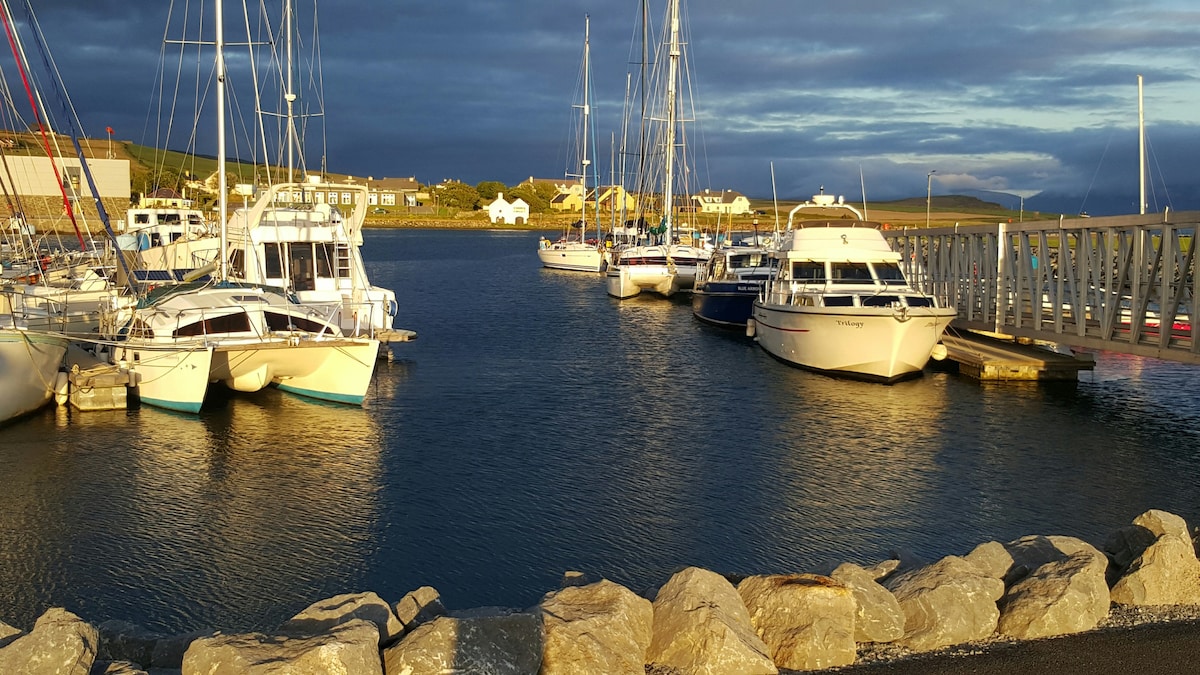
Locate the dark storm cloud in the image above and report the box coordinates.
[14,0,1200,216]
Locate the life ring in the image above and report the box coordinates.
[387,299,398,317]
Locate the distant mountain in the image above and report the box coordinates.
[880,194,1009,212]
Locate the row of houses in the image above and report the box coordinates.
[487,178,754,224]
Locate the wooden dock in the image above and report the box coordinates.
[939,331,1095,381]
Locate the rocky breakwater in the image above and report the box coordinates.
[2,508,1199,674]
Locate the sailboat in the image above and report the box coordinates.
[605,0,710,299]
[107,0,380,412]
[1,294,69,424]
[537,15,607,273]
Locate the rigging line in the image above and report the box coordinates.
[18,0,135,283]
[0,1,85,248]
[1078,130,1113,215]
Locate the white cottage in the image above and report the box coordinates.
[487,192,530,225]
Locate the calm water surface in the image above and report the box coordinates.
[2,228,1199,633]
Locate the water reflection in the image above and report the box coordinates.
[0,392,383,632]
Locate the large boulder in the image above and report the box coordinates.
[538,579,652,675]
[998,551,1110,639]
[737,573,856,671]
[829,563,905,643]
[647,566,776,675]
[964,541,1014,580]
[393,586,447,636]
[1134,509,1191,539]
[151,628,214,669]
[280,591,403,646]
[382,611,542,675]
[884,556,1004,652]
[1001,535,1107,587]
[181,618,381,675]
[0,607,98,675]
[1104,525,1158,575]
[1110,533,1200,605]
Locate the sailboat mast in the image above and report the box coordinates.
[216,0,228,280]
[285,0,297,182]
[1137,74,1145,215]
[581,15,590,234]
[662,0,681,239]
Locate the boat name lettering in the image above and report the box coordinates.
[837,320,865,328]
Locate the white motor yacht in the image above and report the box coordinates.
[751,210,956,382]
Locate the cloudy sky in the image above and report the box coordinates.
[14,0,1200,215]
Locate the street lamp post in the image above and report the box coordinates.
[926,170,936,227]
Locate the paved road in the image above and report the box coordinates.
[829,619,1200,674]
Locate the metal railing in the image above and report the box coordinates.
[884,211,1199,364]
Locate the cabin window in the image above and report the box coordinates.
[316,243,334,279]
[289,243,316,291]
[225,250,243,278]
[264,311,329,334]
[162,213,181,224]
[823,295,855,307]
[792,261,825,282]
[264,243,284,279]
[174,311,251,337]
[861,295,900,307]
[874,262,906,285]
[134,213,150,225]
[830,262,873,284]
[907,296,935,307]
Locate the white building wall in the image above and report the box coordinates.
[6,156,130,199]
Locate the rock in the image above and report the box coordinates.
[181,618,381,675]
[1133,509,1191,539]
[1104,525,1158,574]
[1110,533,1200,605]
[392,586,447,635]
[97,620,162,667]
[964,541,1014,580]
[0,619,22,649]
[737,573,856,671]
[998,551,1110,639]
[0,607,98,675]
[382,611,541,675]
[884,556,1004,652]
[861,558,901,582]
[151,629,213,669]
[560,570,597,588]
[829,562,905,643]
[1002,535,1107,587]
[280,591,403,647]
[538,579,652,675]
[647,566,776,675]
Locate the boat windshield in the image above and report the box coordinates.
[830,262,873,284]
[873,262,907,285]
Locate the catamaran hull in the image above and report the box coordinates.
[605,263,699,298]
[211,338,380,405]
[0,329,68,424]
[537,246,607,273]
[116,344,215,414]
[751,304,955,382]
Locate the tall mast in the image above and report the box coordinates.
[285,0,298,181]
[662,0,681,239]
[581,15,590,233]
[1138,74,1145,215]
[216,0,228,280]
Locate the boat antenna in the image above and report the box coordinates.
[770,160,779,235]
[859,164,869,219]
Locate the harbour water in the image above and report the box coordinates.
[2,228,1199,635]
